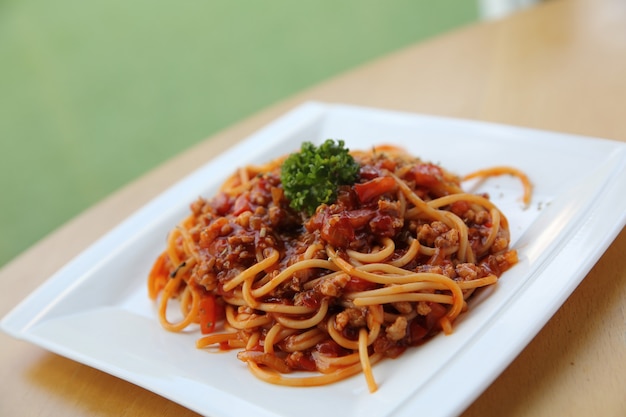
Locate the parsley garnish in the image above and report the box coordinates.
[281,139,360,215]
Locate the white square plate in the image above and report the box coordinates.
[3,102,626,417]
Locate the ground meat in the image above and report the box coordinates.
[434,228,459,249]
[475,210,490,225]
[235,211,252,228]
[227,233,255,246]
[417,301,432,316]
[378,199,401,216]
[192,257,217,290]
[238,305,254,315]
[385,316,408,341]
[416,262,456,278]
[417,221,449,246]
[335,307,367,331]
[391,301,413,314]
[316,273,350,297]
[190,197,206,216]
[491,237,509,254]
[463,209,476,223]
[455,263,479,280]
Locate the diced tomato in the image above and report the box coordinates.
[369,213,395,237]
[353,176,396,203]
[199,295,217,334]
[411,163,444,187]
[409,320,428,344]
[304,210,325,232]
[335,186,357,207]
[377,155,397,172]
[344,209,376,229]
[425,302,448,331]
[316,340,351,357]
[270,186,283,206]
[286,353,317,371]
[344,277,379,292]
[359,166,381,180]
[449,200,470,217]
[321,215,354,248]
[297,290,322,309]
[210,192,232,215]
[232,194,252,215]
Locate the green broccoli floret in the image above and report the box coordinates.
[281,139,360,215]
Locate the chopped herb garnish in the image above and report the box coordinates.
[281,139,360,215]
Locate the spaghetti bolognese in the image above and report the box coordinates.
[147,141,530,392]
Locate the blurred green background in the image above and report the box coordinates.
[0,0,479,267]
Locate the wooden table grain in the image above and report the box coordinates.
[1,0,625,415]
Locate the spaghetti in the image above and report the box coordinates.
[147,144,529,392]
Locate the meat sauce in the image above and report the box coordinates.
[182,151,516,357]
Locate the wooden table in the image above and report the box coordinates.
[2,0,625,415]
